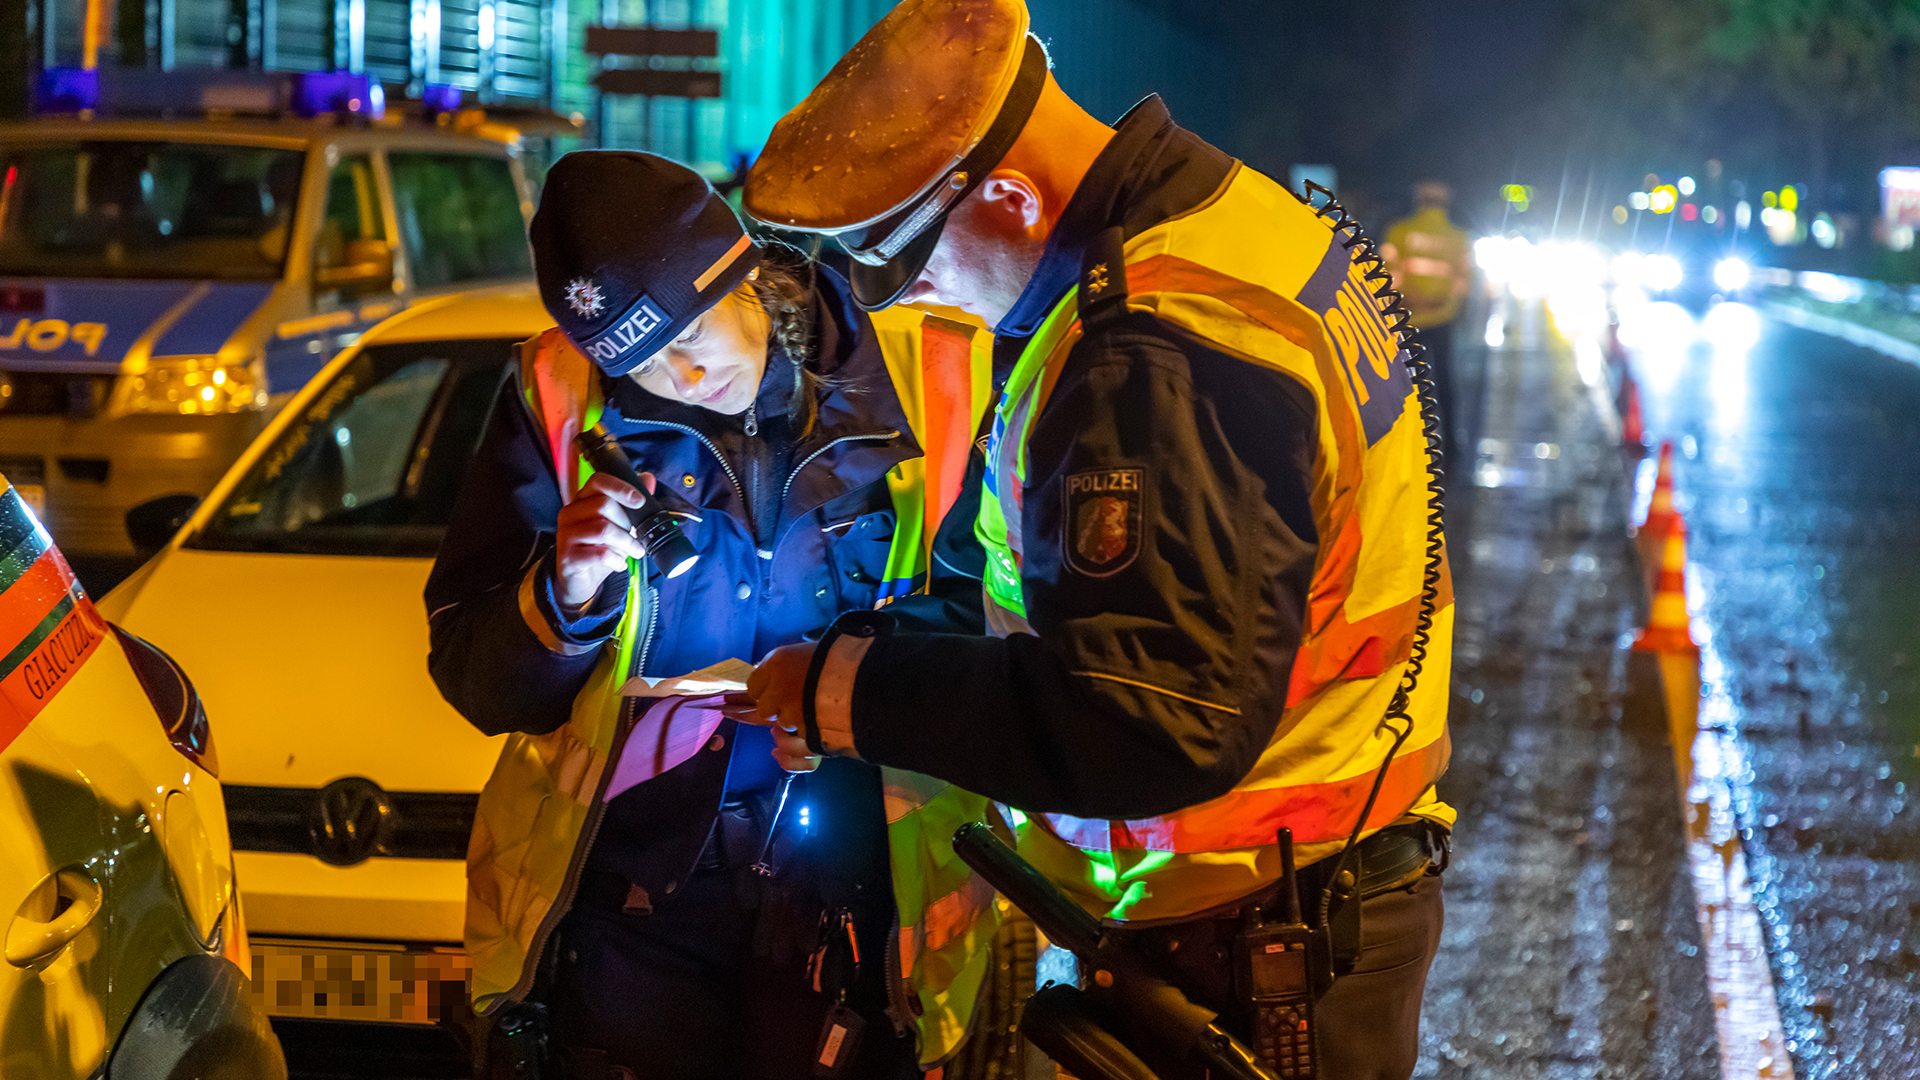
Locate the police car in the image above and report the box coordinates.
[0,66,536,564]
[0,470,283,1077]
[98,284,546,1067]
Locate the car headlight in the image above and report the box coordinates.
[1713,257,1752,292]
[114,356,268,416]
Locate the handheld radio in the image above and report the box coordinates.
[1235,829,1331,1078]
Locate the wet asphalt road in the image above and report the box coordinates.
[1414,298,1719,1079]
[1417,294,1920,1080]
[1633,309,1920,1079]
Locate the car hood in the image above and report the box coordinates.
[105,547,500,792]
[0,278,278,371]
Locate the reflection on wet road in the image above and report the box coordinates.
[1420,293,1920,1079]
[1636,315,1920,1080]
[1416,297,1718,1079]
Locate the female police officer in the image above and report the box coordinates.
[424,152,997,1080]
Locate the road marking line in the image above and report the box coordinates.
[1684,613,1795,1079]
[1763,300,1920,368]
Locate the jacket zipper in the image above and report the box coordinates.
[504,578,657,1008]
[780,429,902,506]
[882,905,914,1036]
[630,418,747,506]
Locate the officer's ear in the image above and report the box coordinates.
[973,170,1047,235]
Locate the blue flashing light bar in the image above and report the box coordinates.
[35,67,100,113]
[421,83,462,115]
[291,72,386,120]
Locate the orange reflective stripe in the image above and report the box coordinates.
[525,330,597,496]
[915,318,976,542]
[0,549,80,651]
[1041,732,1450,853]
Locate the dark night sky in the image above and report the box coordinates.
[1030,0,1587,226]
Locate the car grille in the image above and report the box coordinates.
[0,372,115,418]
[224,783,477,863]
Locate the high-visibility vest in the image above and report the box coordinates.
[465,307,1001,1068]
[1385,207,1469,329]
[976,163,1457,923]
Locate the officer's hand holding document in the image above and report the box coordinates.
[604,658,752,799]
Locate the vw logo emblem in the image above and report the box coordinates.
[309,776,393,866]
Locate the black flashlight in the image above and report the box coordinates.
[575,423,700,580]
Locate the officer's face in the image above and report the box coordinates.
[630,287,771,415]
[902,174,1047,330]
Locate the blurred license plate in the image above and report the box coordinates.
[249,938,473,1023]
[16,485,43,516]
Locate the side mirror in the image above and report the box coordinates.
[314,238,394,291]
[126,494,201,556]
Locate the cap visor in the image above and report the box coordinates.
[848,216,947,311]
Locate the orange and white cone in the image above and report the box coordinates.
[1635,511,1701,773]
[1620,373,1645,448]
[1635,511,1698,656]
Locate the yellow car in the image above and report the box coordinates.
[99,285,549,1069]
[0,471,283,1077]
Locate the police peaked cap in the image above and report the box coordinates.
[530,151,761,376]
[743,0,1048,310]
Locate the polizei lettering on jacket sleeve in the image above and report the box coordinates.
[583,296,668,364]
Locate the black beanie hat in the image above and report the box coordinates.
[530,151,761,376]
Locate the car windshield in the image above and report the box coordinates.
[191,338,513,557]
[0,140,306,279]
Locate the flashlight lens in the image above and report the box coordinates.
[665,552,700,578]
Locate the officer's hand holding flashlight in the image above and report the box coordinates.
[554,471,654,609]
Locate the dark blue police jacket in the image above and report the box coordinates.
[424,266,984,907]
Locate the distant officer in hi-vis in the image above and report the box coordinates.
[735,2,1458,1078]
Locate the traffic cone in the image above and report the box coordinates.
[1635,511,1698,656]
[1634,441,1676,593]
[1620,373,1645,448]
[1633,510,1703,781]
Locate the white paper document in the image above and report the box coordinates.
[619,657,753,698]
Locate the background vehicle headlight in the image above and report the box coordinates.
[1642,255,1685,293]
[115,357,268,416]
[1713,257,1752,292]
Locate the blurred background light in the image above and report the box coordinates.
[1713,257,1751,292]
[1678,175,1697,196]
[1643,254,1684,292]
[1702,301,1762,352]
[1612,250,1645,288]
[1811,213,1837,249]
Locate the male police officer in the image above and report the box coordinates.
[742,2,1456,1077]
[1384,181,1471,460]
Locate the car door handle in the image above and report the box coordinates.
[6,866,103,967]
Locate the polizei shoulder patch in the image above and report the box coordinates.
[1064,467,1144,577]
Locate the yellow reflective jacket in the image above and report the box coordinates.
[465,307,1001,1067]
[976,162,1455,921]
[1384,207,1469,329]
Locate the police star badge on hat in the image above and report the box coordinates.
[743,0,1048,310]
[530,151,761,376]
